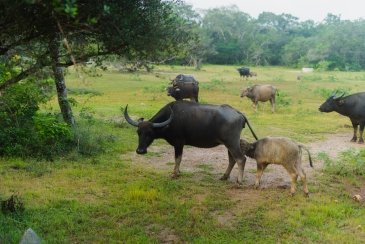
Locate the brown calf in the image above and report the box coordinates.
[240,137,313,196]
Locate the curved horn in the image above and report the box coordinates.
[123,105,139,127]
[152,107,173,128]
[334,92,345,99]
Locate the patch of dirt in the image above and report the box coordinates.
[122,133,363,188]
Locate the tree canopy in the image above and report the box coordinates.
[0,0,194,125]
[179,4,365,71]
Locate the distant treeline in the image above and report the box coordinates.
[174,4,365,71]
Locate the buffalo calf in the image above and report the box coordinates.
[240,137,313,196]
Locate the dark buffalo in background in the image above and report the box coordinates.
[124,100,258,184]
[171,74,198,86]
[167,82,199,102]
[237,67,256,79]
[167,74,199,102]
[319,91,365,143]
[240,84,277,113]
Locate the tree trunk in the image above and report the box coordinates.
[49,37,75,127]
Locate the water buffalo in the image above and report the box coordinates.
[319,91,365,144]
[237,67,251,79]
[167,82,199,102]
[240,84,277,113]
[240,137,313,196]
[237,67,257,79]
[124,101,258,184]
[171,74,198,86]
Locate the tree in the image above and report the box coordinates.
[202,6,254,64]
[0,0,193,126]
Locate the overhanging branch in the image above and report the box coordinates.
[0,61,45,91]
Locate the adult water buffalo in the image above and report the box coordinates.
[319,91,365,144]
[240,84,277,112]
[167,82,199,102]
[171,74,198,86]
[237,67,257,79]
[124,101,258,184]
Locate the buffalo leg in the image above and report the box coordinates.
[228,146,246,185]
[350,120,358,142]
[270,98,275,113]
[171,146,183,178]
[283,164,298,196]
[253,101,258,112]
[255,163,268,188]
[359,123,364,144]
[221,151,236,180]
[295,160,309,197]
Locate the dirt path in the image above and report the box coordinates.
[122,133,364,188]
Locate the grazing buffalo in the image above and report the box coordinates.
[240,137,313,196]
[240,84,277,112]
[167,82,199,102]
[124,101,258,184]
[319,91,365,144]
[237,67,257,79]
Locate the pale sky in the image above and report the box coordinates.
[185,0,365,22]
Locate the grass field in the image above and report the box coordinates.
[1,65,365,243]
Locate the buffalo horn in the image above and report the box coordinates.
[152,108,173,128]
[123,105,139,127]
[334,92,345,99]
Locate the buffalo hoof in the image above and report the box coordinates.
[358,140,364,144]
[290,192,296,197]
[254,184,260,190]
[236,179,243,186]
[304,192,310,198]
[220,174,229,181]
[351,138,357,142]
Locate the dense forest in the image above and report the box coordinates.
[176,4,365,71]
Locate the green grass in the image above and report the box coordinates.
[1,65,365,242]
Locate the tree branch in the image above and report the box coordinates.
[0,60,45,91]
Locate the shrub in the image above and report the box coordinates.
[73,107,117,156]
[276,90,292,107]
[323,149,365,176]
[0,80,73,158]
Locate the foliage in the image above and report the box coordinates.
[180,6,365,70]
[0,0,195,125]
[74,107,118,156]
[275,90,292,107]
[323,149,365,176]
[0,81,73,158]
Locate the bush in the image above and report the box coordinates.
[73,107,118,156]
[276,90,292,107]
[323,149,365,176]
[0,81,74,159]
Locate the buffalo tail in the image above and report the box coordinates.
[242,115,258,140]
[299,145,313,167]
